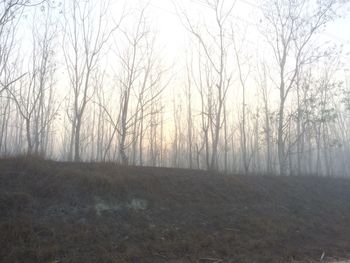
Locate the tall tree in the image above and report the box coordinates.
[177,0,234,170]
[7,4,58,156]
[260,0,343,175]
[63,0,120,161]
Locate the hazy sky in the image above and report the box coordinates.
[128,0,350,103]
[19,0,350,77]
[17,0,350,124]
[134,0,350,63]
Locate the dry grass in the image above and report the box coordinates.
[1,157,350,262]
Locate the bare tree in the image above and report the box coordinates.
[260,0,343,175]
[177,0,234,171]
[100,7,166,165]
[63,0,120,161]
[233,33,251,174]
[7,5,58,156]
[256,62,273,174]
[116,9,148,165]
[185,57,194,169]
[0,1,33,150]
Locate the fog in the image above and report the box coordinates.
[1,0,350,176]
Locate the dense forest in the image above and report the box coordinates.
[1,0,350,176]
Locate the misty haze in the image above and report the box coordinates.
[1,0,350,262]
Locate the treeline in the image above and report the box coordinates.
[0,0,350,176]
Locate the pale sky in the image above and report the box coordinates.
[19,0,350,75]
[138,0,350,61]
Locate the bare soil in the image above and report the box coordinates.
[1,157,350,263]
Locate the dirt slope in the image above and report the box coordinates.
[1,157,350,263]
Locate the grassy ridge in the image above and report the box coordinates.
[1,157,350,262]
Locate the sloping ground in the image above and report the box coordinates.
[1,157,350,263]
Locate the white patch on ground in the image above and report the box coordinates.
[127,198,148,210]
[94,197,147,215]
[94,197,121,216]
